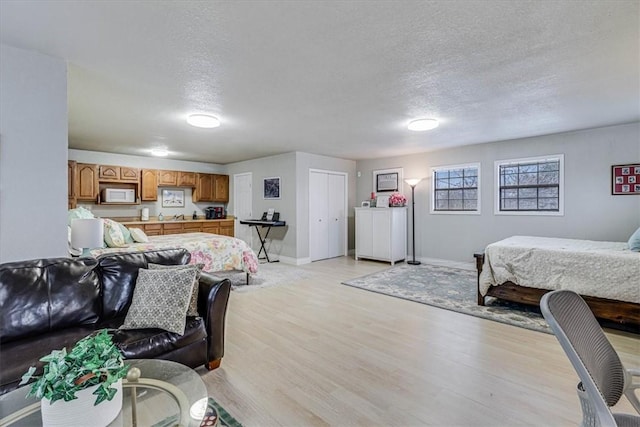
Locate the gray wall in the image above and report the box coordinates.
[356,122,640,263]
[69,149,226,219]
[295,152,356,259]
[0,44,68,262]
[227,152,298,259]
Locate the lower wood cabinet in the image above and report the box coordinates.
[123,220,234,237]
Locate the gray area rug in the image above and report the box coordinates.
[342,263,551,334]
[212,262,310,292]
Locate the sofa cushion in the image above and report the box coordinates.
[0,326,96,394]
[97,248,191,319]
[0,258,100,344]
[120,268,196,335]
[108,317,207,359]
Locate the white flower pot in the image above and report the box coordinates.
[40,379,122,427]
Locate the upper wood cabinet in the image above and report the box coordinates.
[76,163,99,201]
[177,172,196,187]
[158,170,178,186]
[141,169,158,201]
[193,173,214,202]
[213,174,229,202]
[68,161,77,199]
[99,165,140,182]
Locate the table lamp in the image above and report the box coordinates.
[71,218,104,257]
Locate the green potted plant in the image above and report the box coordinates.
[20,329,129,427]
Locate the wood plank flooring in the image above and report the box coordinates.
[197,257,640,426]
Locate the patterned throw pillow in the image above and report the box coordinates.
[120,268,197,335]
[148,263,204,316]
[129,228,149,243]
[102,218,127,248]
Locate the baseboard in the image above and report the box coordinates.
[278,256,312,266]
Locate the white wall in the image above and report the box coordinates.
[69,149,226,219]
[0,44,68,262]
[227,152,298,259]
[356,123,640,263]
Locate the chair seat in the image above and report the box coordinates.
[613,413,640,427]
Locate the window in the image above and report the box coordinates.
[494,154,564,215]
[431,163,480,214]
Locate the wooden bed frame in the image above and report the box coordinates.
[474,253,640,333]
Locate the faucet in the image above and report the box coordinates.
[173,214,185,221]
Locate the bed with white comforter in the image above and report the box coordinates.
[479,236,640,304]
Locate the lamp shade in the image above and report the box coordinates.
[71,219,104,249]
[404,178,422,187]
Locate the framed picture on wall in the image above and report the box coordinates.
[263,177,281,199]
[612,163,640,195]
[373,167,403,193]
[161,189,185,207]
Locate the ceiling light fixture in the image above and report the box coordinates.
[408,118,439,131]
[187,114,220,129]
[150,148,169,157]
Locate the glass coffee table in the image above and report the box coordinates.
[0,359,217,427]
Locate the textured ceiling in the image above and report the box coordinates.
[1,1,638,164]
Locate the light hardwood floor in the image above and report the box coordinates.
[198,257,640,426]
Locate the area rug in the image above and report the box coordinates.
[212,262,310,292]
[153,397,242,427]
[342,263,551,333]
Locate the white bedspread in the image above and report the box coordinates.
[479,236,640,303]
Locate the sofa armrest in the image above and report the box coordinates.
[197,272,231,370]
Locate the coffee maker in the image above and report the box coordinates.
[205,207,225,219]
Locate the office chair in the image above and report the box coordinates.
[541,290,640,427]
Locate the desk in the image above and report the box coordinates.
[239,219,286,263]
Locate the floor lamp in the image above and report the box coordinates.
[404,178,422,265]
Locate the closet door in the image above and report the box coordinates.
[327,173,346,258]
[309,171,329,261]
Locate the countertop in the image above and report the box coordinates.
[114,216,234,225]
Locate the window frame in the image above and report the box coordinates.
[430,162,481,215]
[494,154,564,216]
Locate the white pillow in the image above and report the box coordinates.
[129,228,149,243]
[102,218,127,248]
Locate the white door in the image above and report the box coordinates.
[233,173,253,246]
[309,170,347,262]
[327,173,346,258]
[309,171,329,261]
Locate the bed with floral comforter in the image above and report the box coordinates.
[90,232,259,274]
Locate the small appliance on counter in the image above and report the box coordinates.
[141,207,149,221]
[205,207,225,219]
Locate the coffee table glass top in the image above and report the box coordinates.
[0,359,210,427]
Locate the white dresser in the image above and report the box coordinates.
[354,207,407,265]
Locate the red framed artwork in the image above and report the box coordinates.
[611,163,640,195]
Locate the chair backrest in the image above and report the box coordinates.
[541,290,625,425]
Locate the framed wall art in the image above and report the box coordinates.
[263,176,281,199]
[161,189,185,207]
[612,163,640,195]
[373,167,403,193]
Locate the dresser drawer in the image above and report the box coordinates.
[163,223,183,231]
[183,222,203,231]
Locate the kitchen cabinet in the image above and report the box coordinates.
[141,169,158,201]
[177,172,196,187]
[193,173,214,202]
[120,219,234,236]
[68,161,77,209]
[162,222,183,235]
[213,175,229,202]
[99,165,139,182]
[158,170,178,186]
[355,207,407,265]
[142,223,162,236]
[218,220,234,236]
[75,163,99,201]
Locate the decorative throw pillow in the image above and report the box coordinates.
[628,227,640,252]
[117,222,134,244]
[68,206,94,225]
[102,218,127,247]
[129,227,149,243]
[148,263,204,316]
[120,268,197,335]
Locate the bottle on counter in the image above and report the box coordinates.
[193,211,197,220]
[158,212,164,221]
[370,192,377,207]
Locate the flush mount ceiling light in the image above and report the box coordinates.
[150,148,169,157]
[187,114,220,129]
[408,118,439,131]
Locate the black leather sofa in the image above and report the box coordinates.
[0,248,231,394]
